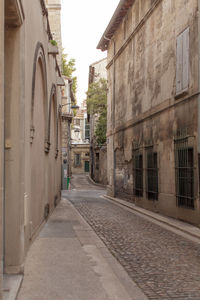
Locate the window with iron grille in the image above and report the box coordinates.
[175,138,194,208]
[146,149,158,200]
[133,152,143,197]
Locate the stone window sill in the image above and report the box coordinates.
[175,89,188,100]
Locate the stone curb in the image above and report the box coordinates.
[3,274,23,300]
[86,175,107,188]
[104,195,200,241]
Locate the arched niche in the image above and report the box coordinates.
[48,84,59,158]
[30,42,49,152]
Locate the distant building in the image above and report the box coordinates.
[71,101,90,174]
[88,58,108,185]
[61,77,75,182]
[98,0,200,225]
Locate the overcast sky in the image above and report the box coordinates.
[61,0,119,104]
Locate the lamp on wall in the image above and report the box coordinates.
[58,103,79,116]
[59,103,80,110]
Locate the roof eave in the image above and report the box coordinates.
[97,0,134,51]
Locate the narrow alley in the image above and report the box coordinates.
[17,175,146,300]
[17,175,200,300]
[3,1,200,300]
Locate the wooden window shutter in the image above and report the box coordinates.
[176,27,189,95]
[182,27,189,91]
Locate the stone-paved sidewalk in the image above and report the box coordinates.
[17,195,146,300]
[66,189,200,300]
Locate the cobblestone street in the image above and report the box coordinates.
[65,175,200,300]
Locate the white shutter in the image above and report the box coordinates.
[176,33,183,94]
[182,27,189,91]
[176,27,189,95]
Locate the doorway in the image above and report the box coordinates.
[84,161,89,172]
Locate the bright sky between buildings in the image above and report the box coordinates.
[61,0,119,104]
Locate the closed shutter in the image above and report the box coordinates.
[176,27,189,95]
[182,27,189,91]
[176,33,183,94]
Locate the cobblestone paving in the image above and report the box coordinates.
[66,190,200,300]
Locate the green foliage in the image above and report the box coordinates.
[62,50,77,98]
[87,78,107,115]
[87,78,107,145]
[95,109,107,145]
[50,40,57,46]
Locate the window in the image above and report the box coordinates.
[74,119,80,126]
[75,153,81,167]
[175,138,194,208]
[133,152,143,197]
[85,119,90,140]
[146,149,158,200]
[176,27,189,95]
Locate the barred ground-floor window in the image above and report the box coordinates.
[133,151,143,197]
[175,137,194,209]
[146,148,158,200]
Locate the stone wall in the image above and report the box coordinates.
[106,0,200,225]
[92,146,107,186]
[45,0,62,68]
[3,0,62,275]
[88,58,108,186]
[71,144,90,175]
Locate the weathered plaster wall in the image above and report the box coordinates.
[92,146,107,185]
[107,0,200,224]
[111,0,198,130]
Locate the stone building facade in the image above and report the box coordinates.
[45,0,62,68]
[88,58,108,185]
[0,0,63,296]
[71,144,90,174]
[61,76,74,181]
[71,101,90,175]
[98,0,200,225]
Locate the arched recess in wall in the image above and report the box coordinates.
[48,84,59,159]
[30,42,49,152]
[30,42,48,236]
